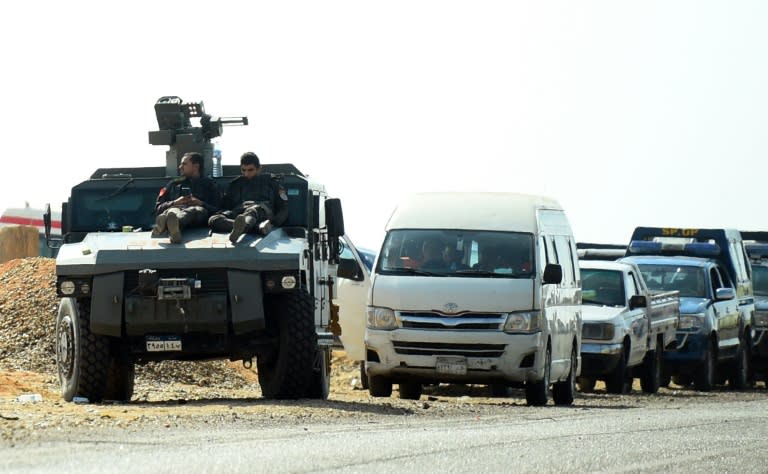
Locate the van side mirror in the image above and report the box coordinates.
[337,257,363,282]
[325,198,345,238]
[629,294,647,310]
[715,287,735,301]
[542,263,562,284]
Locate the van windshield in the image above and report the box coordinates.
[377,229,535,278]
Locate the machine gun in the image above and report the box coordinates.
[148,96,248,177]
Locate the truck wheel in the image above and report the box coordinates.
[553,349,577,405]
[368,375,392,397]
[525,346,551,406]
[103,357,135,402]
[306,347,331,399]
[257,292,316,399]
[55,298,110,403]
[360,361,369,390]
[728,338,749,390]
[606,345,630,394]
[398,381,422,400]
[640,344,663,394]
[693,339,715,392]
[577,377,596,393]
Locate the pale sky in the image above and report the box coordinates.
[2,1,767,251]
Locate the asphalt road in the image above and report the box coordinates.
[3,396,767,473]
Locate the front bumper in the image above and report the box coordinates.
[580,342,623,376]
[365,329,545,384]
[664,332,708,370]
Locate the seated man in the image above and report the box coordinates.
[208,152,288,243]
[153,152,221,244]
[420,239,447,271]
[442,245,468,270]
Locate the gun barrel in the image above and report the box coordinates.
[218,116,249,126]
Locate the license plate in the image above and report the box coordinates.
[436,356,467,375]
[146,336,182,352]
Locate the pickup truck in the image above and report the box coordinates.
[578,260,679,394]
[742,231,768,384]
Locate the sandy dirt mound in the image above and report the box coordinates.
[0,257,363,398]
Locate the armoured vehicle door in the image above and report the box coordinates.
[335,235,372,361]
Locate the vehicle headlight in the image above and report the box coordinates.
[754,311,768,328]
[582,322,615,340]
[366,306,398,330]
[679,313,705,330]
[503,311,541,333]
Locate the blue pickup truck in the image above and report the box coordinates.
[621,227,754,391]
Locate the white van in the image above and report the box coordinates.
[365,192,582,406]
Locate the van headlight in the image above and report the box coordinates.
[367,306,398,330]
[679,313,705,330]
[503,311,541,333]
[754,311,768,328]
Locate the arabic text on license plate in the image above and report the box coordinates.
[436,356,467,375]
[146,339,182,352]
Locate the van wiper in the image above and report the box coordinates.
[453,269,508,278]
[385,267,440,276]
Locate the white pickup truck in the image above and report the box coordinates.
[578,260,679,394]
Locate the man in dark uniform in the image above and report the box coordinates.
[208,152,288,243]
[153,152,221,244]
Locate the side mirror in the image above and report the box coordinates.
[542,263,562,285]
[325,198,345,238]
[337,257,363,282]
[629,294,647,310]
[715,287,736,301]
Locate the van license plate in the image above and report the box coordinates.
[146,336,182,352]
[436,356,467,375]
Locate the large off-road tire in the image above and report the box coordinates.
[693,339,715,392]
[640,340,663,394]
[368,375,392,397]
[360,361,369,390]
[553,348,577,405]
[55,298,110,403]
[728,337,750,390]
[398,381,422,400]
[606,344,631,394]
[103,357,135,402]
[306,347,331,399]
[257,292,317,399]
[525,346,551,406]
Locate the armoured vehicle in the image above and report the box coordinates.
[45,96,354,402]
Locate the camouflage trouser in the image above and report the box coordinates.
[208,202,273,233]
[163,206,209,229]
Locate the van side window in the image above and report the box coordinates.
[539,236,549,272]
[566,238,578,283]
[553,236,572,286]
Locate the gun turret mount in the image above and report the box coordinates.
[148,96,248,177]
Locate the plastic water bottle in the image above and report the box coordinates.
[16,393,43,403]
[212,145,223,177]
